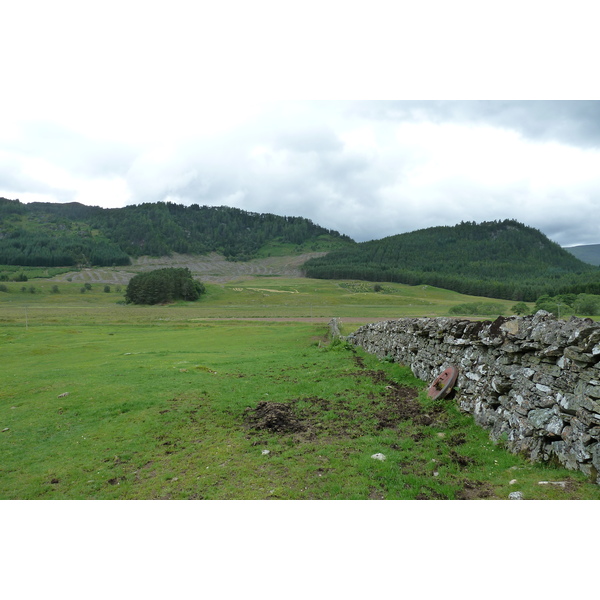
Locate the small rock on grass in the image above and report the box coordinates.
[509,491,524,500]
[371,453,386,461]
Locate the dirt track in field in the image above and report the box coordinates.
[49,252,328,284]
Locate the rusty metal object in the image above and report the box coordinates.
[427,366,459,400]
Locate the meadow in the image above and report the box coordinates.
[2,276,599,499]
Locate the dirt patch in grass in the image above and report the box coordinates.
[352,356,444,430]
[415,486,448,500]
[244,357,441,442]
[455,479,495,500]
[448,433,467,446]
[243,401,307,434]
[448,449,476,468]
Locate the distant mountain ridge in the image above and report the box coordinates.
[564,244,600,266]
[0,197,353,267]
[304,219,600,301]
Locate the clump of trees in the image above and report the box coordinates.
[511,302,529,315]
[125,268,205,305]
[448,302,505,316]
[534,293,600,317]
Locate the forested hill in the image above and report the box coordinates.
[303,219,600,301]
[0,198,354,267]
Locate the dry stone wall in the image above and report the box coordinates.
[347,311,600,483]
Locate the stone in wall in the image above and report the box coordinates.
[347,310,600,484]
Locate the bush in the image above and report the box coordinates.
[51,285,60,294]
[0,283,8,292]
[448,302,505,316]
[104,285,111,293]
[84,283,92,290]
[125,268,205,305]
[511,302,529,315]
[573,294,600,316]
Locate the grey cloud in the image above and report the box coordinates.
[356,101,600,149]
[273,127,344,154]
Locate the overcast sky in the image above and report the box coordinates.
[2,2,600,247]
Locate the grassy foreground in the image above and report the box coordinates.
[1,276,599,499]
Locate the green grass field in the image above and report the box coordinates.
[1,276,599,499]
[0,276,524,325]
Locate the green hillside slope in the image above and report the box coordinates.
[0,198,354,267]
[304,219,600,301]
[564,244,600,266]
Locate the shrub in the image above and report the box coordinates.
[51,285,60,294]
[573,294,600,316]
[0,283,8,292]
[104,285,111,293]
[534,294,577,318]
[511,302,529,315]
[449,302,505,316]
[84,283,92,290]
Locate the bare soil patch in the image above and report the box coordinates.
[243,401,306,434]
[243,357,433,442]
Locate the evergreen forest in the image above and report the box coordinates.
[0,198,353,267]
[303,219,600,301]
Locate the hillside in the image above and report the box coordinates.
[565,244,600,266]
[0,197,354,267]
[303,219,600,301]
